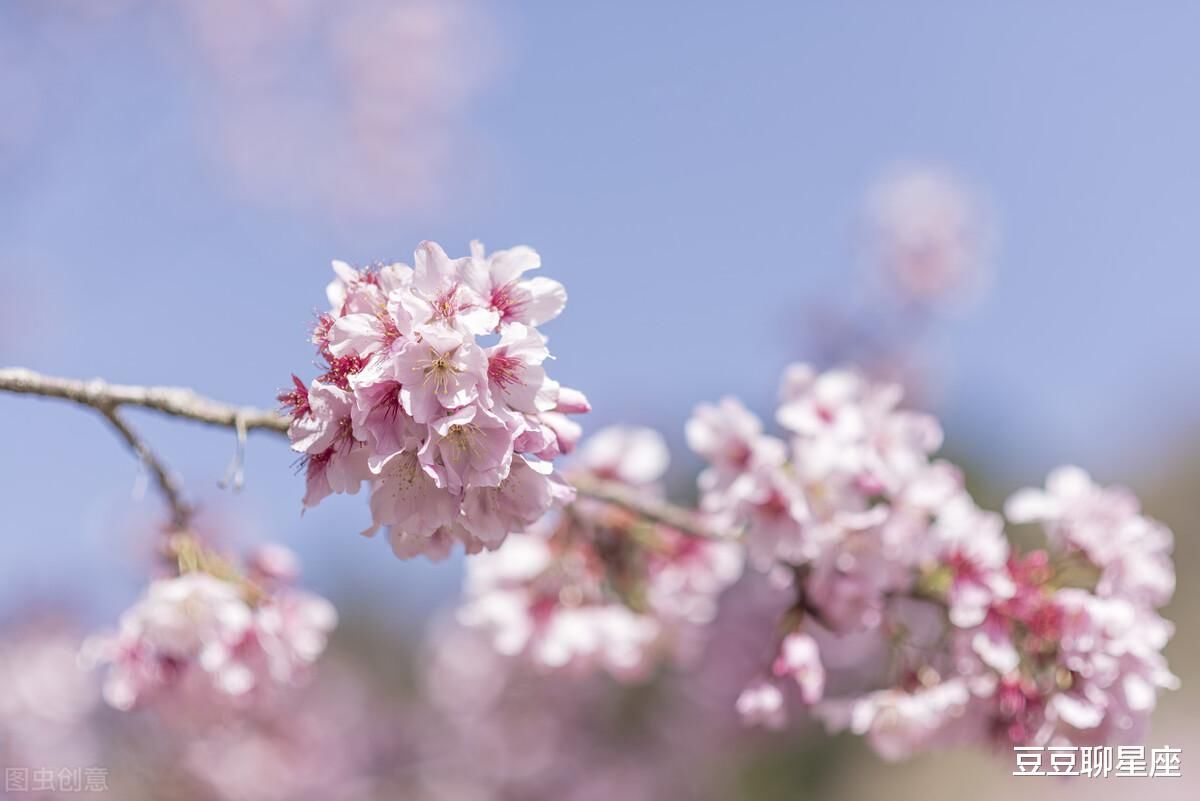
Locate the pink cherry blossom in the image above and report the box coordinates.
[420,404,517,492]
[1006,466,1174,607]
[410,240,499,335]
[864,166,988,310]
[838,679,972,761]
[467,240,568,328]
[772,631,826,704]
[486,322,555,413]
[394,325,489,424]
[285,241,587,560]
[1,623,100,768]
[576,424,670,486]
[687,364,1176,752]
[735,679,787,729]
[922,494,1014,628]
[458,426,742,678]
[82,543,336,717]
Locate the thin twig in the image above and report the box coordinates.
[96,406,192,528]
[0,367,729,540]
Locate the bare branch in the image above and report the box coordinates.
[0,367,289,435]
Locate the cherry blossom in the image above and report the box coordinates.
[685,363,1176,750]
[864,166,988,310]
[83,542,336,717]
[1,623,101,769]
[1006,466,1175,607]
[285,241,588,560]
[735,679,787,730]
[458,426,743,678]
[772,631,826,704]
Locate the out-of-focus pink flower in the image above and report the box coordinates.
[836,679,972,761]
[692,363,937,578]
[1047,589,1178,744]
[687,398,784,516]
[576,425,670,486]
[736,679,787,729]
[864,166,989,310]
[922,495,1014,628]
[83,544,336,716]
[1006,466,1175,607]
[184,0,503,219]
[456,524,663,680]
[8,1,501,219]
[689,364,1177,754]
[458,426,742,680]
[772,632,825,704]
[0,624,100,768]
[182,660,371,801]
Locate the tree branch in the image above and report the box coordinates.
[569,474,732,541]
[0,367,732,541]
[0,367,290,435]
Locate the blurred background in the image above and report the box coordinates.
[1,2,1198,799]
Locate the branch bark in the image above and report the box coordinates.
[0,368,199,527]
[0,367,290,435]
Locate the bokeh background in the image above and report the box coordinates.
[2,2,1198,799]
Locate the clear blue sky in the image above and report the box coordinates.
[2,1,1198,619]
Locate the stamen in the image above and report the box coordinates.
[421,347,461,395]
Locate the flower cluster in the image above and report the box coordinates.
[458,426,743,679]
[83,542,336,716]
[689,364,1177,755]
[282,241,587,560]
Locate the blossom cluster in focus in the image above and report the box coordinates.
[283,241,588,560]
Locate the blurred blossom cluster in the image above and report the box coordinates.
[686,364,1176,757]
[0,622,100,770]
[864,167,990,311]
[283,241,588,560]
[805,166,991,400]
[178,660,375,801]
[177,0,499,217]
[4,0,497,217]
[82,541,336,718]
[458,426,743,679]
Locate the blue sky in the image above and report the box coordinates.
[2,1,1198,619]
